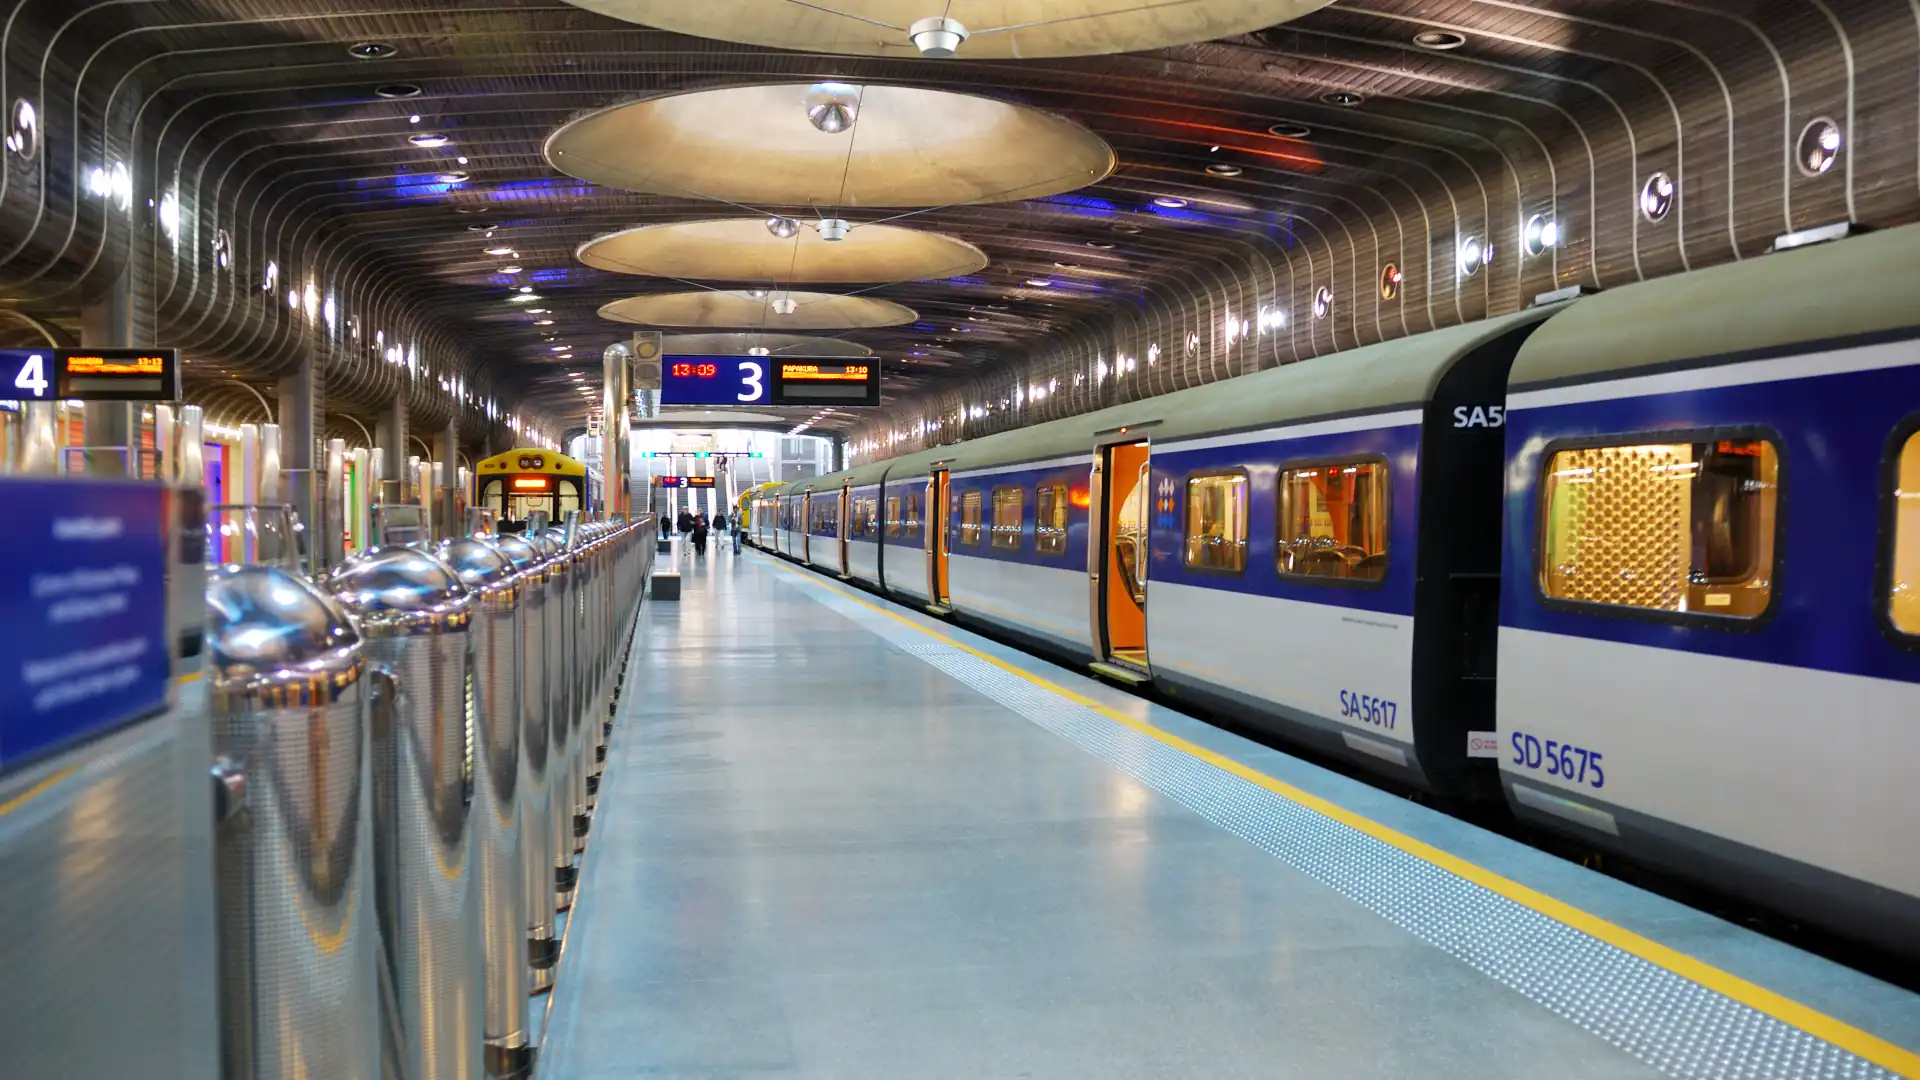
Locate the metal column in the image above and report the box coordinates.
[602,342,632,522]
[79,270,137,477]
[277,349,319,568]
[377,394,409,504]
[437,419,459,540]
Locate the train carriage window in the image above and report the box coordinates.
[1036,483,1069,556]
[991,486,1025,551]
[885,496,901,539]
[959,490,983,546]
[1892,430,1920,635]
[1278,461,1388,582]
[1540,437,1779,618]
[1185,473,1248,572]
[903,487,924,544]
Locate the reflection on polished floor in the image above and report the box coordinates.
[540,548,1920,1080]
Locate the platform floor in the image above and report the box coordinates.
[542,546,1920,1080]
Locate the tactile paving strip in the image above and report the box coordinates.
[790,578,1901,1080]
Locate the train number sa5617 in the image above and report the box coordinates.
[1339,691,1398,729]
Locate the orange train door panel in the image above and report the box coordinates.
[1101,441,1151,669]
[930,470,951,606]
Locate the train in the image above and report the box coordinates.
[475,447,599,532]
[749,221,1920,961]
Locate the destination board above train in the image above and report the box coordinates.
[659,355,881,408]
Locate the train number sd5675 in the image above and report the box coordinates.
[1509,731,1605,789]
[1339,691,1398,730]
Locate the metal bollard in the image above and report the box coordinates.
[545,526,590,858]
[206,565,381,1080]
[327,547,483,1080]
[524,531,576,910]
[487,534,558,996]
[436,537,532,1079]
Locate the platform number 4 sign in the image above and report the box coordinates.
[10,352,50,399]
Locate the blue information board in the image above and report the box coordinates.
[0,478,172,774]
[661,356,772,405]
[660,355,882,407]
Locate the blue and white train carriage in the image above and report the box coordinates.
[1496,223,1920,954]
[757,221,1920,957]
[769,304,1563,801]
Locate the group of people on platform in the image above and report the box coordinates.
[673,508,741,556]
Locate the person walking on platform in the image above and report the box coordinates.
[677,509,695,535]
[692,513,709,557]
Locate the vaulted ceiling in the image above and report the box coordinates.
[0,0,1914,451]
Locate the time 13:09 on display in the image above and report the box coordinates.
[670,362,719,378]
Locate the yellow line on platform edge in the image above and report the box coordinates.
[762,553,1920,1077]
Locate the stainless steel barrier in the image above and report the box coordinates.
[523,530,576,911]
[327,547,483,1080]
[486,533,558,997]
[435,537,531,1079]
[206,565,382,1080]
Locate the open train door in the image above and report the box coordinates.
[927,468,951,613]
[837,484,851,577]
[801,489,812,564]
[1089,438,1152,683]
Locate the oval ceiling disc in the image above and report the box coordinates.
[558,1,1334,59]
[662,333,874,357]
[599,290,917,330]
[547,82,1113,209]
[579,219,988,284]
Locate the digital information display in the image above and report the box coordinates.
[659,355,881,408]
[0,478,171,775]
[655,476,716,489]
[0,348,181,403]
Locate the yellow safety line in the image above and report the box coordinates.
[0,767,78,818]
[763,554,1920,1077]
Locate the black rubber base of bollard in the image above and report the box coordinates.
[603,719,612,737]
[596,744,607,763]
[586,774,599,796]
[574,812,590,838]
[486,1042,536,1080]
[528,935,560,970]
[554,865,578,891]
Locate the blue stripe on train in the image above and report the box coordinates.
[938,422,1422,618]
[1501,358,1920,686]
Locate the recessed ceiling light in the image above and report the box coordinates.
[500,265,522,274]
[1086,239,1115,250]
[526,308,549,314]
[1268,121,1311,139]
[1413,29,1467,50]
[1025,279,1053,287]
[1153,196,1189,209]
[510,294,538,303]
[437,171,469,183]
[1112,223,1142,234]
[468,225,494,234]
[1053,261,1081,270]
[456,156,469,165]
[1206,163,1243,178]
[375,83,422,99]
[551,345,568,352]
[348,42,396,60]
[518,286,534,294]
[409,133,449,148]
[1321,91,1364,108]
[484,245,513,256]
[408,114,421,124]
[535,319,554,326]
